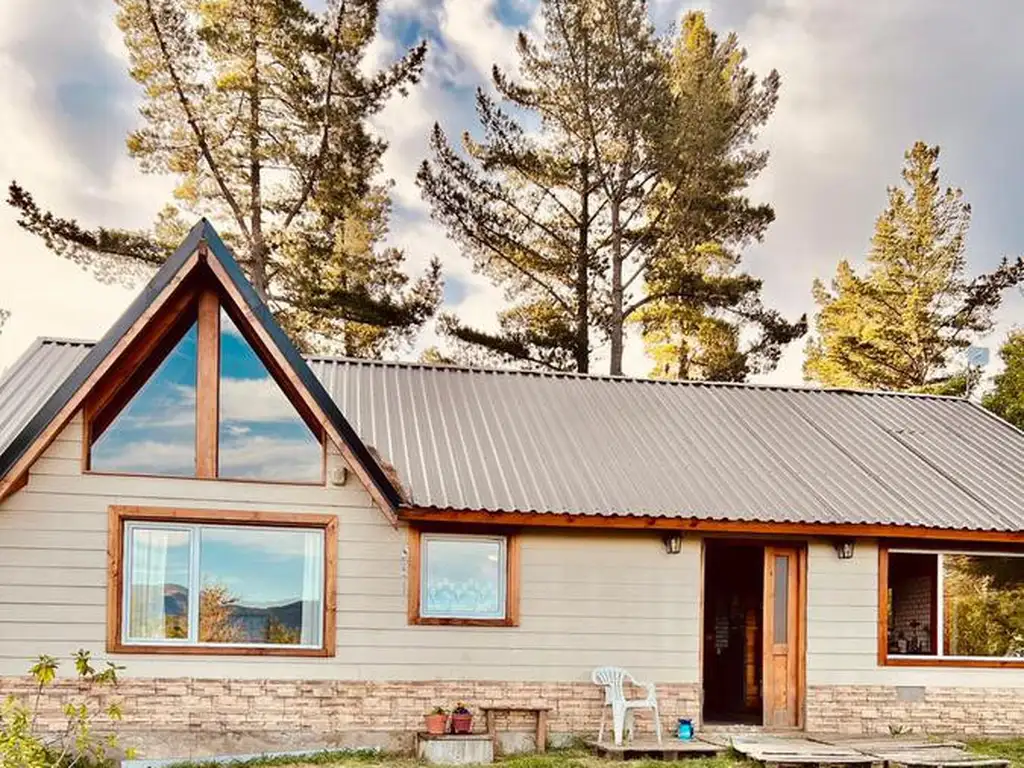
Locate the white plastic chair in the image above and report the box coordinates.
[591,666,662,746]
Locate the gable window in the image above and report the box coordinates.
[90,321,199,476]
[86,291,324,483]
[109,506,336,656]
[219,311,322,482]
[880,547,1024,667]
[408,529,520,626]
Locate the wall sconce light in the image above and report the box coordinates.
[663,533,684,555]
[833,539,855,560]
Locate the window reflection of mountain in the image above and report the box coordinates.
[135,582,308,644]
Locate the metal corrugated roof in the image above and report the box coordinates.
[0,338,92,458]
[4,341,1024,531]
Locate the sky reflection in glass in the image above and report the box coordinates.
[91,323,198,475]
[218,311,322,482]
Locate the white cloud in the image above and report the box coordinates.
[4,0,1024,390]
[220,377,306,424]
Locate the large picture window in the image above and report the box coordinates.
[881,547,1024,666]
[109,506,336,656]
[408,529,519,626]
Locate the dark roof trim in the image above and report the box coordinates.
[200,222,402,509]
[0,219,402,511]
[0,221,205,481]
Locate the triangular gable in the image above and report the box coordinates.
[0,220,402,521]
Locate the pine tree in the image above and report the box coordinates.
[8,0,437,356]
[804,142,1024,390]
[417,0,605,372]
[982,331,1024,430]
[633,12,802,381]
[420,2,799,377]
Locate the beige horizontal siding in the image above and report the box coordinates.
[806,539,1024,687]
[0,413,700,683]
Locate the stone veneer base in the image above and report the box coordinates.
[0,677,700,760]
[806,684,1024,736]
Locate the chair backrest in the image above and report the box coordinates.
[591,666,630,704]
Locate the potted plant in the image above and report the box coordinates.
[450,702,473,734]
[424,706,447,735]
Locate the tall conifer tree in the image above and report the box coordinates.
[8,0,439,356]
[805,142,1024,389]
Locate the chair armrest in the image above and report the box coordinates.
[642,681,657,703]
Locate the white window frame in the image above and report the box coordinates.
[887,547,1024,662]
[122,521,325,650]
[419,533,508,620]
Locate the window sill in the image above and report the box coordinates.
[108,642,333,657]
[84,469,326,487]
[882,656,1024,669]
[411,617,518,628]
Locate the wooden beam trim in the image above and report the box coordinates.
[195,289,220,478]
[107,505,337,657]
[203,254,395,523]
[399,507,1024,544]
[0,250,202,503]
[877,546,889,666]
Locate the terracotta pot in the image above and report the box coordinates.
[424,713,447,735]
[451,712,473,734]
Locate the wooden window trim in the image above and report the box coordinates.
[107,505,337,657]
[878,543,1024,669]
[84,281,326,485]
[407,526,520,627]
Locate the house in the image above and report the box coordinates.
[2,220,1024,758]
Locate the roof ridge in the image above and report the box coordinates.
[40,336,970,400]
[304,350,970,400]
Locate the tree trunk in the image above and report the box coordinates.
[609,196,624,376]
[575,158,590,373]
[247,8,268,301]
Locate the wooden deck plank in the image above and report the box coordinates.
[587,737,724,760]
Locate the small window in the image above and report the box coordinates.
[410,531,518,626]
[219,311,322,482]
[90,322,198,476]
[113,508,335,656]
[882,548,1024,666]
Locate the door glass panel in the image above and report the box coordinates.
[773,555,789,643]
[91,323,198,475]
[218,310,322,482]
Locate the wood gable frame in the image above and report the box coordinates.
[0,220,401,522]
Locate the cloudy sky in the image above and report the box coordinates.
[2,0,1024,386]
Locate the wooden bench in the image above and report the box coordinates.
[479,705,551,753]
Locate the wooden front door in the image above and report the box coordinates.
[762,546,802,728]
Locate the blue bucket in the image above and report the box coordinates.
[677,718,694,741]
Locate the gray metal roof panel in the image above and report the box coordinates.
[5,346,1024,532]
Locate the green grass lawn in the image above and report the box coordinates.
[969,739,1024,767]
[170,741,1024,768]
[171,749,747,768]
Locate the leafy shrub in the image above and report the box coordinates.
[0,650,132,768]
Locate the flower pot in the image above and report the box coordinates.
[424,713,447,735]
[450,712,473,734]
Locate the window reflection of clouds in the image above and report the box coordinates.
[91,324,198,476]
[218,311,321,482]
